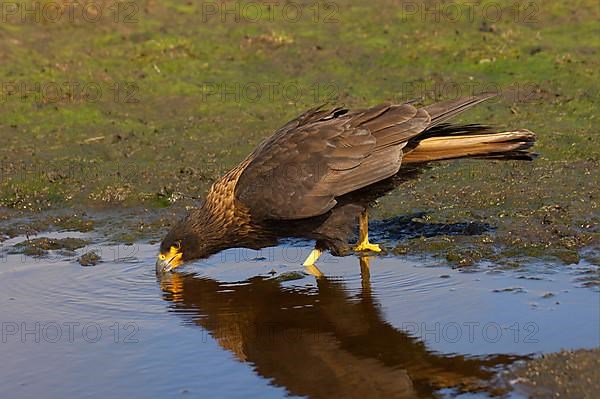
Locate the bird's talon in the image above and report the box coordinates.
[353,242,381,253]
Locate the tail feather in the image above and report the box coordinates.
[402,129,536,164]
[423,92,497,127]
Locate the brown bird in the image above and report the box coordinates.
[156,93,536,272]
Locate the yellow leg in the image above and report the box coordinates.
[359,256,373,296]
[303,248,322,266]
[304,264,324,278]
[303,248,324,277]
[353,210,381,253]
[359,256,371,280]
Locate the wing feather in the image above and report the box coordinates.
[234,95,494,220]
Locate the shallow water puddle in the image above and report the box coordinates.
[0,236,598,398]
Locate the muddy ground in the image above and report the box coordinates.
[506,348,600,398]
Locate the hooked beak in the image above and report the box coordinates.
[156,257,173,273]
[156,249,183,273]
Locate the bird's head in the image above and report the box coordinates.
[155,210,226,273]
[156,236,184,273]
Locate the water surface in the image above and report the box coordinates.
[1,234,598,398]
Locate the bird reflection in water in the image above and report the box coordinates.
[158,258,525,398]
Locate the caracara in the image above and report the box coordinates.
[156,93,535,272]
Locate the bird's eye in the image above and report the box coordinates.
[173,241,181,250]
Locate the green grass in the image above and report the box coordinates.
[0,0,598,260]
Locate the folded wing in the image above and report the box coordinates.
[235,94,495,220]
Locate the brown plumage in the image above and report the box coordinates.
[157,93,536,271]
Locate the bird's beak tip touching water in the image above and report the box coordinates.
[155,257,171,273]
[156,246,184,273]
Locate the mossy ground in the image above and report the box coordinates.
[1,0,598,265]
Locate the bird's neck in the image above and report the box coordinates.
[200,178,255,241]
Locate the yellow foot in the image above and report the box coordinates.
[353,241,381,253]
